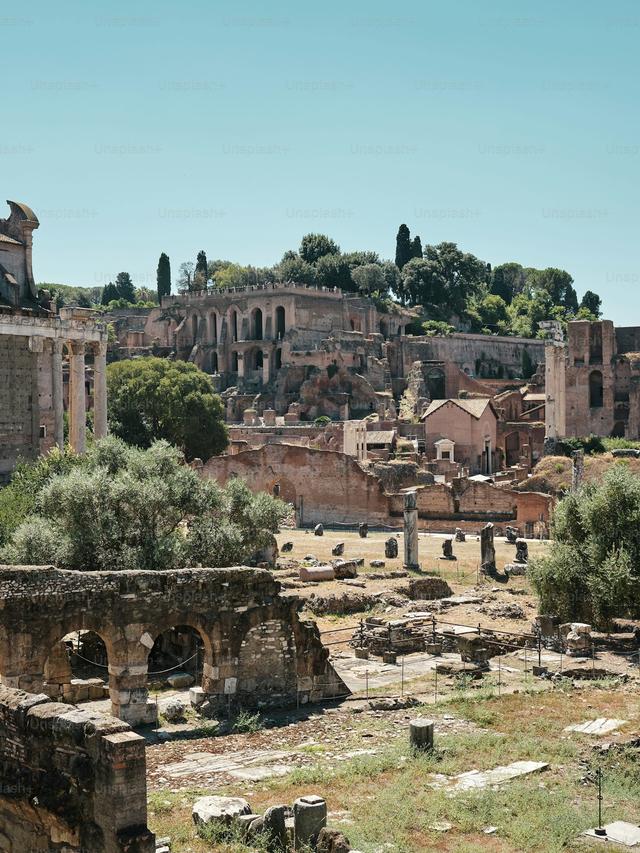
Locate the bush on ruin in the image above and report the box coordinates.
[529,464,640,626]
[0,438,288,572]
[106,357,228,461]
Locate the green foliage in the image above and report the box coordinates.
[101,282,119,305]
[0,448,82,546]
[351,263,386,295]
[114,271,135,303]
[421,320,455,336]
[276,255,318,285]
[38,283,103,308]
[299,233,340,264]
[580,289,602,317]
[0,438,288,572]
[231,709,263,733]
[107,357,228,461]
[156,252,171,300]
[314,415,331,426]
[395,223,412,270]
[554,435,606,456]
[529,465,640,625]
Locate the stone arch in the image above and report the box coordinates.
[589,370,603,408]
[612,420,626,438]
[209,311,218,342]
[228,307,239,342]
[146,622,210,691]
[250,307,263,340]
[275,305,286,338]
[43,626,111,703]
[379,319,388,338]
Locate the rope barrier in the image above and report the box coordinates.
[73,650,199,676]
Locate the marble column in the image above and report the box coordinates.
[52,339,64,450]
[93,340,108,440]
[69,340,86,454]
[403,490,419,570]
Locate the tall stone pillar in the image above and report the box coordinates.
[52,339,64,450]
[262,351,270,385]
[69,340,87,454]
[403,490,419,570]
[93,340,108,440]
[237,351,245,378]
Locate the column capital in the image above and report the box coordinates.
[68,339,86,356]
[52,338,64,355]
[93,340,108,358]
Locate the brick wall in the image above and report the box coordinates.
[0,686,154,852]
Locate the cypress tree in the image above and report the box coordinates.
[157,252,171,300]
[410,235,423,259]
[395,224,412,269]
[195,250,208,287]
[101,282,119,305]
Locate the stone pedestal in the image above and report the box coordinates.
[409,718,434,751]
[293,795,327,849]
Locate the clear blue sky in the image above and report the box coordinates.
[2,0,638,321]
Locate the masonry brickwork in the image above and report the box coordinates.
[0,685,154,853]
[0,565,347,726]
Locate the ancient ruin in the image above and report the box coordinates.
[0,566,347,725]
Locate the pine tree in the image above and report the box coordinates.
[101,282,119,305]
[115,272,135,303]
[156,253,171,301]
[410,235,423,259]
[395,224,412,269]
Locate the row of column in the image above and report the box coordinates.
[53,339,108,454]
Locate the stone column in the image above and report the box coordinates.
[403,490,419,570]
[69,340,87,454]
[93,340,108,440]
[237,351,245,378]
[262,351,270,385]
[52,339,64,449]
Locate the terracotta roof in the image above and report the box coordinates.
[421,398,495,420]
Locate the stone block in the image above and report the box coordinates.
[299,565,336,582]
[192,796,252,828]
[167,672,195,689]
[409,718,434,751]
[293,795,327,849]
[189,686,207,707]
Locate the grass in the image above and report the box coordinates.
[148,682,640,852]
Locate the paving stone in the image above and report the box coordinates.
[583,821,640,847]
[429,760,549,791]
[564,718,627,736]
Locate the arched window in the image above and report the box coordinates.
[275,347,282,369]
[230,310,238,342]
[275,306,286,338]
[191,314,198,343]
[209,312,217,342]
[589,370,603,408]
[212,352,218,373]
[255,350,264,370]
[251,308,263,341]
[231,351,239,372]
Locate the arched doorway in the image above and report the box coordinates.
[229,309,239,343]
[426,368,445,400]
[251,308,263,341]
[43,629,109,703]
[147,625,205,692]
[275,347,282,369]
[275,306,286,338]
[209,312,218,342]
[191,314,198,344]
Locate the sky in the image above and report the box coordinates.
[1,0,639,322]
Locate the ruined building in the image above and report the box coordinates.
[546,318,640,440]
[0,200,108,479]
[130,286,545,426]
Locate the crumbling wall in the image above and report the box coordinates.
[0,686,154,853]
[203,444,391,525]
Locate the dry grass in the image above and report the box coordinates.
[148,684,640,853]
[517,453,640,495]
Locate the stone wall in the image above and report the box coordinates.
[0,565,347,725]
[203,444,391,525]
[0,685,154,852]
[0,336,38,480]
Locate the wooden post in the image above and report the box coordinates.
[409,718,434,751]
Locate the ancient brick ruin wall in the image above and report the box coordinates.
[0,565,347,725]
[203,444,392,525]
[0,686,154,853]
[399,333,545,381]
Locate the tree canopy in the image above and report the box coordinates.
[0,439,287,572]
[529,464,640,626]
[107,357,228,461]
